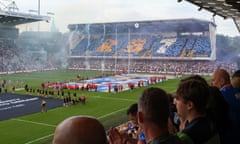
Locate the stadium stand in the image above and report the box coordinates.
[0,1,239,144]
[0,5,52,72]
[0,16,237,75]
[68,58,237,76]
[67,19,215,60]
[0,3,238,75]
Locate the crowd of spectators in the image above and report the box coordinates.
[1,35,240,143]
[0,34,238,76]
[0,38,55,72]
[68,59,237,75]
[70,31,212,58]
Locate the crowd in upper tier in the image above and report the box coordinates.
[71,34,211,58]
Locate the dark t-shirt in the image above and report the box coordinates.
[182,117,218,144]
[149,134,183,144]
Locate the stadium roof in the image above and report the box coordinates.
[182,0,240,33]
[0,10,50,26]
[68,18,215,33]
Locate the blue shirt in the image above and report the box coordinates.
[220,86,240,144]
[139,131,146,144]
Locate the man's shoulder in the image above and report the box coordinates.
[220,86,238,94]
[221,87,240,102]
[150,134,184,144]
[166,135,184,144]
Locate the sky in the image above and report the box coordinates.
[3,0,239,37]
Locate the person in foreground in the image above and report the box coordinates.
[108,103,146,144]
[175,78,220,144]
[137,87,183,144]
[211,69,240,144]
[52,115,108,144]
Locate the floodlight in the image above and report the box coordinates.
[134,23,139,28]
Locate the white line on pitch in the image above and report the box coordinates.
[23,107,128,144]
[14,96,133,144]
[12,118,56,127]
[98,107,128,120]
[89,96,136,102]
[25,133,54,144]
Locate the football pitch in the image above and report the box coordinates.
[0,70,181,144]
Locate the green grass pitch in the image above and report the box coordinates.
[0,69,184,144]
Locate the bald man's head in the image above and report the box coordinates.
[53,116,107,144]
[211,69,230,89]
